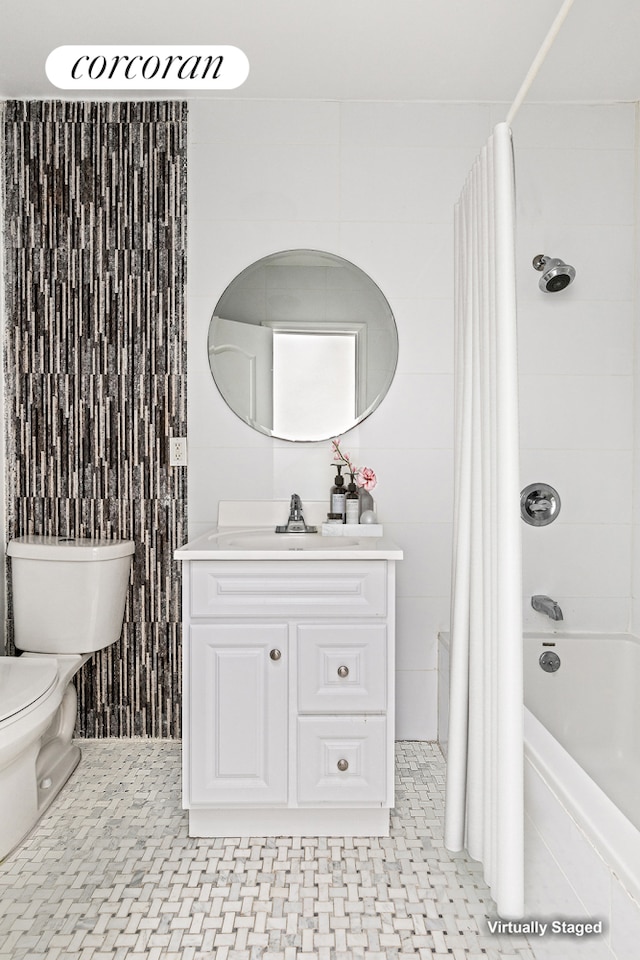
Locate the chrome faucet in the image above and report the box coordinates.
[275,494,318,533]
[531,595,563,621]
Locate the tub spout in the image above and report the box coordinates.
[531,595,563,621]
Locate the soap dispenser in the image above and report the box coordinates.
[330,465,346,520]
[345,473,360,524]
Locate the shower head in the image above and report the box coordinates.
[532,254,576,293]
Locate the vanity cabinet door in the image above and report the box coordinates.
[189,623,288,806]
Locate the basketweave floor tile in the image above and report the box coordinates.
[0,741,536,960]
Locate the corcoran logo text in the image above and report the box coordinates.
[46,46,249,90]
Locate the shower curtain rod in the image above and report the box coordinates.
[506,0,576,125]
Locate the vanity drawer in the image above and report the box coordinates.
[297,716,387,804]
[189,561,387,618]
[297,624,387,713]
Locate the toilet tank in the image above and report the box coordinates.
[7,536,135,654]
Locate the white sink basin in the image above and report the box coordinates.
[175,525,403,561]
[211,530,362,550]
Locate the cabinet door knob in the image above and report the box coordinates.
[337,759,349,772]
[269,648,282,661]
[337,665,349,678]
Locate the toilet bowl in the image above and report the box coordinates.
[0,536,134,861]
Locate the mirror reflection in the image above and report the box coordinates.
[208,249,399,442]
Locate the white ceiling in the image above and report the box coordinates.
[2,0,640,104]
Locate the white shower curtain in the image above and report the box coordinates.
[444,122,523,920]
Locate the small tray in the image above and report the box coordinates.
[321,522,383,537]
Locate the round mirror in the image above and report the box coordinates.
[208,249,398,442]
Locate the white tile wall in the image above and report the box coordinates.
[187,98,640,736]
[508,103,636,151]
[519,375,633,451]
[512,102,637,635]
[632,100,640,637]
[517,301,634,378]
[187,99,495,739]
[516,149,634,227]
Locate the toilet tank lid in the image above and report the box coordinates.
[7,536,135,561]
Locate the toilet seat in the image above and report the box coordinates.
[0,658,58,723]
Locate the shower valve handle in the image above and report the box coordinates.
[520,484,561,527]
[529,499,551,513]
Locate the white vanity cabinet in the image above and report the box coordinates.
[179,552,401,838]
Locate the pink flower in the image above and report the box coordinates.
[332,438,377,490]
[357,467,377,491]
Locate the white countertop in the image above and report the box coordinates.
[175,526,404,561]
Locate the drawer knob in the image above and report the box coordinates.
[337,758,349,772]
[337,665,349,678]
[269,648,282,661]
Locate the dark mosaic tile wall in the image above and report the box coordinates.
[2,100,187,738]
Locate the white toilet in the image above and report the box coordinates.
[0,535,135,860]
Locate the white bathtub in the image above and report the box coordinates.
[524,634,640,958]
[525,633,640,834]
[439,631,640,958]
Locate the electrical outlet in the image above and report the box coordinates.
[169,437,187,467]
